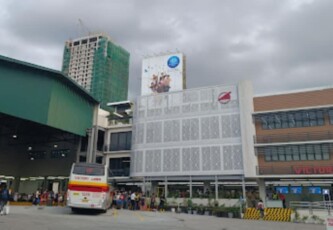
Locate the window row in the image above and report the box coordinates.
[110,132,132,151]
[259,110,325,130]
[262,144,331,162]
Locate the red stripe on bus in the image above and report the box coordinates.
[68,184,109,192]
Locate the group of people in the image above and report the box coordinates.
[32,189,65,206]
[111,190,166,211]
[0,183,10,215]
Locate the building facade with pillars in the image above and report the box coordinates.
[253,86,333,206]
[130,81,256,198]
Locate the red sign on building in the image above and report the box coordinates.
[293,166,333,174]
[218,92,231,104]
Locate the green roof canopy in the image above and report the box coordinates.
[0,55,99,136]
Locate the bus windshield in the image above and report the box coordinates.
[73,165,105,176]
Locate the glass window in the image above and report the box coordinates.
[317,110,324,125]
[268,115,275,129]
[271,147,278,161]
[96,156,103,164]
[329,110,333,124]
[322,144,330,160]
[274,114,282,129]
[126,132,132,150]
[79,156,86,162]
[285,146,293,161]
[264,148,272,161]
[309,111,317,126]
[110,133,119,151]
[314,145,322,160]
[302,112,310,127]
[73,165,104,176]
[281,113,289,128]
[299,146,307,160]
[278,146,285,161]
[306,145,315,160]
[261,116,268,130]
[110,132,132,151]
[288,113,296,128]
[292,146,300,160]
[295,112,303,127]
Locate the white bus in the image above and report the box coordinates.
[67,163,111,212]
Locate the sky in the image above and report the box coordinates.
[0,0,332,99]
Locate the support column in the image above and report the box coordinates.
[142,177,146,195]
[215,175,218,200]
[189,176,192,198]
[87,105,99,163]
[242,176,247,207]
[164,177,168,198]
[12,177,20,194]
[257,179,266,206]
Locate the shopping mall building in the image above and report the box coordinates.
[103,82,333,206]
[1,54,333,206]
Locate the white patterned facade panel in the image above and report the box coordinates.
[131,84,246,177]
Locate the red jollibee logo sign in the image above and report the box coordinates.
[218,92,231,104]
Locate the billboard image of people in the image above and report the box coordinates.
[141,53,185,96]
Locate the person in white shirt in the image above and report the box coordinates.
[130,192,136,210]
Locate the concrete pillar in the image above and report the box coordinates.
[215,175,218,200]
[87,105,99,163]
[242,176,247,207]
[164,177,168,198]
[142,177,146,195]
[189,176,192,198]
[257,179,266,206]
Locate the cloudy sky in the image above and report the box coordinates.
[0,0,332,99]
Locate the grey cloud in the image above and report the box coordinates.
[0,0,332,99]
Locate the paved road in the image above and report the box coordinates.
[0,206,326,230]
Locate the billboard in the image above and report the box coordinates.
[290,186,302,194]
[275,186,289,194]
[308,186,322,194]
[141,53,185,96]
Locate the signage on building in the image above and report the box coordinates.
[141,53,185,96]
[218,92,231,104]
[293,166,333,174]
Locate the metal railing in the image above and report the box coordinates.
[290,201,333,215]
[254,130,333,144]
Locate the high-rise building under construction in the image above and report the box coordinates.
[62,33,130,109]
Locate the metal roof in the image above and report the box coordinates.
[0,55,99,104]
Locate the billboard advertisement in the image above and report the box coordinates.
[141,53,185,96]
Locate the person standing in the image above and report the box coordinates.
[257,199,265,219]
[278,192,286,208]
[130,191,136,210]
[150,193,156,210]
[158,195,166,211]
[0,183,10,215]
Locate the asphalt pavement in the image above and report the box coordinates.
[0,206,326,230]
